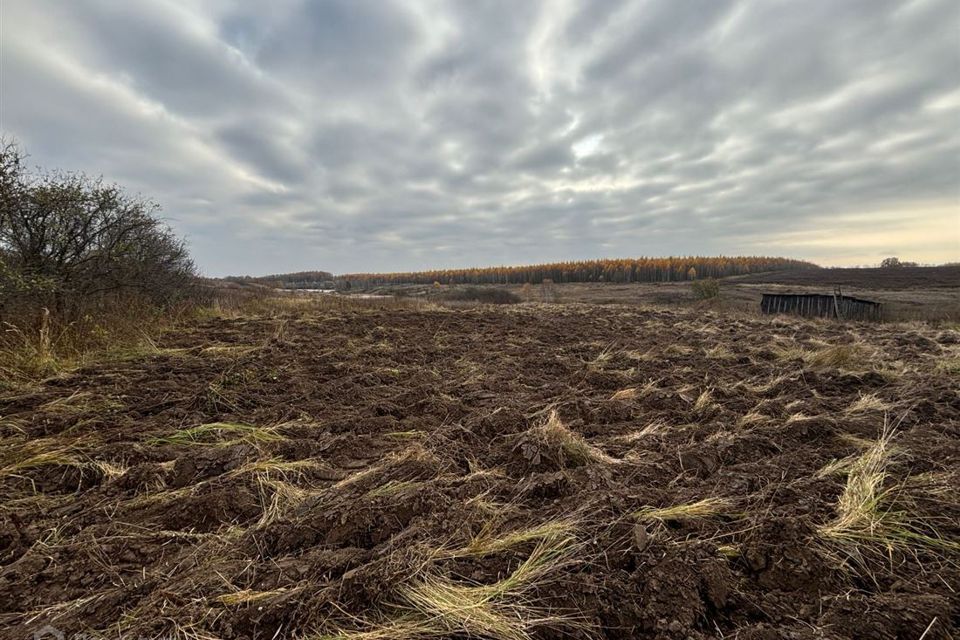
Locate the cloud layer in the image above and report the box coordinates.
[2,0,958,275]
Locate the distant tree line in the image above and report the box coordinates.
[227,270,335,290]
[880,257,919,268]
[337,256,817,288]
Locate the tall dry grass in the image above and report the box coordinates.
[0,299,186,389]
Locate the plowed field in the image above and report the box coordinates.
[2,304,958,639]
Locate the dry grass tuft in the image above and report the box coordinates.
[38,391,123,416]
[817,455,859,478]
[334,444,439,490]
[400,541,574,639]
[664,344,694,357]
[317,536,585,640]
[216,588,291,606]
[231,457,325,480]
[692,389,717,416]
[587,346,614,371]
[0,439,78,476]
[845,393,892,415]
[610,379,659,402]
[147,422,285,446]
[0,438,128,483]
[366,480,424,498]
[740,373,792,394]
[255,477,321,526]
[609,387,639,401]
[199,344,259,357]
[614,419,668,443]
[385,430,427,440]
[704,345,734,360]
[818,423,960,562]
[774,342,878,372]
[457,518,578,557]
[635,497,733,523]
[524,411,618,467]
[736,409,767,427]
[937,356,960,376]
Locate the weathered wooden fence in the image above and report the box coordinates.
[760,290,882,321]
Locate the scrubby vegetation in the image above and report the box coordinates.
[690,277,720,300]
[0,141,197,386]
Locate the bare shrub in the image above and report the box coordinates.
[691,278,720,300]
[0,140,197,383]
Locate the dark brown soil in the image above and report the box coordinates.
[1,304,958,639]
[735,265,960,289]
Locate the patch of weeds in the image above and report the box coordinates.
[635,497,733,524]
[692,389,718,416]
[845,393,892,414]
[936,356,960,376]
[704,345,734,360]
[146,422,285,446]
[318,537,586,640]
[454,518,578,558]
[366,480,424,498]
[518,410,618,468]
[818,423,960,564]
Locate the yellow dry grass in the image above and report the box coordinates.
[818,424,960,561]
[609,387,639,401]
[216,588,291,606]
[529,411,618,466]
[230,457,325,480]
[736,409,767,427]
[704,345,734,360]
[318,536,583,640]
[845,393,892,414]
[692,389,717,415]
[146,422,285,446]
[453,518,578,558]
[635,497,733,523]
[775,342,877,372]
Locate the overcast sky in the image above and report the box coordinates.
[2,0,958,276]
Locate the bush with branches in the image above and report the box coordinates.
[691,278,720,300]
[0,141,195,323]
[0,140,197,383]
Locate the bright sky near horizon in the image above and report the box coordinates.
[1,0,958,276]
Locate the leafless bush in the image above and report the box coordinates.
[0,140,196,326]
[0,140,198,384]
[691,278,720,300]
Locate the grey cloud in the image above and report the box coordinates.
[1,0,957,276]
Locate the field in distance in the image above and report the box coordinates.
[355,264,960,322]
[1,299,958,638]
